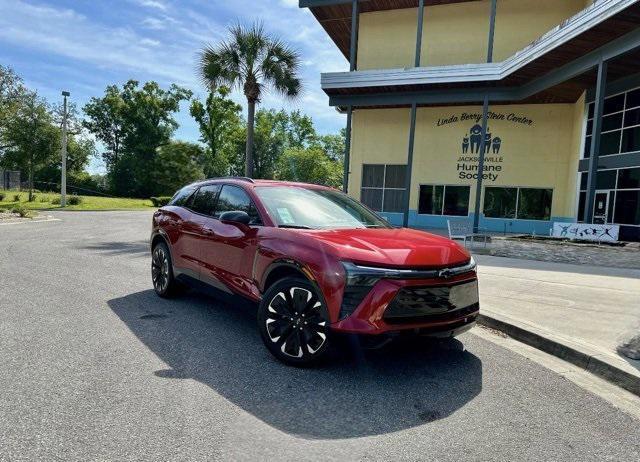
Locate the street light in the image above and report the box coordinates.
[61,91,70,207]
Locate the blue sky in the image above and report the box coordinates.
[0,0,348,173]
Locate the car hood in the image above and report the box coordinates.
[306,227,470,268]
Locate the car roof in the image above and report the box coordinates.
[189,177,336,191]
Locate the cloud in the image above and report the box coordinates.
[134,0,167,10]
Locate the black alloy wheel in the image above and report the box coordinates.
[151,241,177,297]
[258,278,331,366]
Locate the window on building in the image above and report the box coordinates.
[585,86,640,158]
[360,164,407,213]
[418,185,470,216]
[484,187,553,221]
[577,168,640,225]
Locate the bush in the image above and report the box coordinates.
[11,206,34,218]
[51,197,61,205]
[13,194,20,202]
[39,195,49,203]
[0,193,5,201]
[67,196,83,205]
[29,195,37,202]
[0,208,6,213]
[150,196,172,207]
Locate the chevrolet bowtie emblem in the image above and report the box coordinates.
[438,269,454,279]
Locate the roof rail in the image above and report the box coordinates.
[206,176,255,183]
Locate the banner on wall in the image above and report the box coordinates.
[436,111,536,183]
[552,223,619,242]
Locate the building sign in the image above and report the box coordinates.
[552,223,619,242]
[436,112,535,183]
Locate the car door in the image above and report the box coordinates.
[199,184,263,298]
[176,184,221,281]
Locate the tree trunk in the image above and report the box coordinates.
[245,99,256,178]
[28,160,33,202]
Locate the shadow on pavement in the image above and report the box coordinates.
[108,289,482,439]
[80,241,149,256]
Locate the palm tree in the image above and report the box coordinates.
[198,23,301,178]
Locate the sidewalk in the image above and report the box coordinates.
[474,255,640,395]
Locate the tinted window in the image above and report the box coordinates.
[618,167,640,189]
[614,190,640,225]
[600,131,621,156]
[169,186,196,207]
[361,188,383,211]
[362,165,384,188]
[418,185,444,215]
[622,127,640,153]
[603,94,625,115]
[602,113,623,132]
[596,170,617,190]
[484,187,517,219]
[214,185,262,224]
[443,186,470,216]
[190,185,221,216]
[384,165,407,188]
[383,189,405,213]
[518,189,553,221]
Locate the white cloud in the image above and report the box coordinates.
[135,0,167,10]
[279,0,299,8]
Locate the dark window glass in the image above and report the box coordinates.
[384,165,407,188]
[362,165,384,188]
[587,103,594,119]
[622,127,640,153]
[626,88,640,109]
[580,172,588,191]
[608,191,616,224]
[383,189,405,213]
[517,189,553,221]
[603,94,625,115]
[584,136,592,158]
[361,188,383,211]
[169,186,196,207]
[190,185,221,216]
[578,192,586,222]
[443,186,470,216]
[214,185,261,224]
[418,185,443,215]
[602,113,623,132]
[596,169,617,190]
[618,167,640,189]
[586,119,593,136]
[614,190,640,225]
[600,131,621,156]
[624,107,640,127]
[483,187,517,219]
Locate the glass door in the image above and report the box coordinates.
[592,191,610,224]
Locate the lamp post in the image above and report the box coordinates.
[61,91,70,207]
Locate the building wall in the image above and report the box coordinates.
[349,101,585,231]
[357,0,588,70]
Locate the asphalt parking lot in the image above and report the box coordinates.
[1,211,639,461]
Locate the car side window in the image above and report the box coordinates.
[214,185,262,225]
[190,185,221,216]
[169,186,196,207]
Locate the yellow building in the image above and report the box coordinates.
[300,0,640,240]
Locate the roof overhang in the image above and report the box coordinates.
[318,0,640,107]
[299,1,481,59]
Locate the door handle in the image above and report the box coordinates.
[202,227,215,236]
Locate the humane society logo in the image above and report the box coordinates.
[457,124,504,182]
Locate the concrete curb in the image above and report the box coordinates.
[478,313,640,397]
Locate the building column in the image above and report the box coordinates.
[472,0,498,233]
[343,0,359,193]
[584,59,608,223]
[402,0,425,227]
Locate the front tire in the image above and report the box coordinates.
[258,278,331,367]
[151,241,178,298]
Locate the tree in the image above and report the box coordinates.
[83,85,126,172]
[189,86,243,177]
[198,22,302,178]
[1,93,59,200]
[0,65,28,157]
[150,141,205,195]
[275,146,342,188]
[83,80,192,196]
[35,135,97,193]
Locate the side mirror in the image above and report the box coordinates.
[219,210,251,226]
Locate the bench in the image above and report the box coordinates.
[447,218,488,249]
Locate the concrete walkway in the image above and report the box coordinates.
[475,255,640,393]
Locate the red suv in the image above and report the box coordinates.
[150,178,479,366]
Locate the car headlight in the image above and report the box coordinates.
[339,262,388,320]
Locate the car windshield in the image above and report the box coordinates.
[254,186,391,230]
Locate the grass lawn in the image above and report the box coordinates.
[0,190,155,211]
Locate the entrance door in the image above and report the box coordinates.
[593,191,610,224]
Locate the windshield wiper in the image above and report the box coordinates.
[278,224,314,229]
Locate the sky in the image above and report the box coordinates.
[0,0,348,173]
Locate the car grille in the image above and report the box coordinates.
[384,280,479,324]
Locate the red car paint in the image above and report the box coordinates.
[151,178,479,337]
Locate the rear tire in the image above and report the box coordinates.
[151,241,179,298]
[258,278,331,367]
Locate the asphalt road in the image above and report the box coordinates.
[1,211,639,461]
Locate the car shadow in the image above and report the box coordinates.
[107,289,483,439]
[80,241,149,256]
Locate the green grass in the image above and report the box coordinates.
[0,190,155,211]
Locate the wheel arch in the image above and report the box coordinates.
[261,260,314,293]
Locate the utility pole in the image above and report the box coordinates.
[61,91,70,207]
